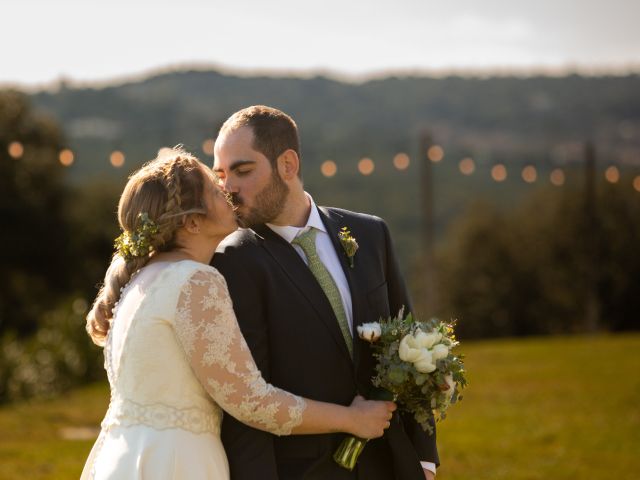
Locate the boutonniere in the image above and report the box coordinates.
[338,227,359,268]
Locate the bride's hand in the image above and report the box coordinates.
[347,395,396,439]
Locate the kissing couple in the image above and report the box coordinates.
[81,106,439,479]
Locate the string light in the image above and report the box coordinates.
[605,165,619,183]
[550,168,565,186]
[427,145,444,162]
[202,139,215,156]
[321,160,337,177]
[59,149,74,166]
[110,150,125,168]
[491,164,507,182]
[393,153,410,170]
[358,157,375,175]
[8,141,24,159]
[521,165,537,183]
[458,157,475,175]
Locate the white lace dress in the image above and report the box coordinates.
[81,260,306,480]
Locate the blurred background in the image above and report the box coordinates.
[1,0,639,478]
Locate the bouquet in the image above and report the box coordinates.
[333,309,467,470]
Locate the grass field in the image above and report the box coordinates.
[0,333,638,479]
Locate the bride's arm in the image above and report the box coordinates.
[173,268,394,438]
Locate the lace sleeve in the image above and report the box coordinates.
[173,268,307,436]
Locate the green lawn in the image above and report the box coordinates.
[1,333,638,479]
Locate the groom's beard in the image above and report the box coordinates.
[232,171,289,228]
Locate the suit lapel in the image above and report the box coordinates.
[317,207,366,366]
[253,224,354,365]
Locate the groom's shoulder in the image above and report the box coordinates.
[216,228,261,255]
[322,205,387,228]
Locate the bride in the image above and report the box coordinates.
[80,147,395,479]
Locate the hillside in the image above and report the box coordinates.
[22,71,640,268]
[30,71,640,179]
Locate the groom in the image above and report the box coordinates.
[211,105,438,479]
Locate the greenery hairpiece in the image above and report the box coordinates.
[114,213,160,261]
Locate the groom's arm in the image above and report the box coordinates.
[380,219,440,470]
[212,245,280,480]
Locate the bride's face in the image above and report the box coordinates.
[200,168,238,238]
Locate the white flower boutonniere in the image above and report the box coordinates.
[338,227,359,268]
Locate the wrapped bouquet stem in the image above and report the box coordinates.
[334,309,467,471]
[333,387,396,470]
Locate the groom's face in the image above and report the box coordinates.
[213,126,289,228]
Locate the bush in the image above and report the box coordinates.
[435,181,640,338]
[0,298,104,404]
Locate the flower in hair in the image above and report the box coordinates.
[114,212,160,261]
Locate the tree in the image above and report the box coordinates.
[435,184,640,338]
[0,91,71,335]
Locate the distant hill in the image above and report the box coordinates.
[24,70,640,267]
[29,70,640,177]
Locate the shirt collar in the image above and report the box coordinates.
[267,192,326,244]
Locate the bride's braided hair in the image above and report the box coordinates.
[86,147,209,346]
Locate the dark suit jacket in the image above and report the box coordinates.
[212,206,439,480]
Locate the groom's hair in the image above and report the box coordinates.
[219,105,302,178]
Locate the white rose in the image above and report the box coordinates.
[431,343,449,361]
[413,329,442,349]
[413,348,436,373]
[357,322,382,342]
[399,334,422,362]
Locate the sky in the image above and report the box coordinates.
[2,0,640,87]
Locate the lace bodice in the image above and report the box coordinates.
[101,260,306,436]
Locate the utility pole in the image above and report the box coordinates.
[420,131,437,315]
[584,141,600,332]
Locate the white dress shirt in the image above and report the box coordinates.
[267,193,436,476]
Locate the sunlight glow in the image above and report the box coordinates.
[321,160,337,177]
[550,168,565,186]
[491,163,507,182]
[202,139,215,156]
[393,153,410,170]
[427,145,444,163]
[358,157,375,175]
[59,149,74,166]
[459,157,475,175]
[605,165,619,183]
[110,150,125,168]
[8,141,24,159]
[522,165,537,183]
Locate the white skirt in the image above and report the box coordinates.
[81,425,229,480]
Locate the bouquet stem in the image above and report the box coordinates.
[333,388,395,471]
[333,436,368,471]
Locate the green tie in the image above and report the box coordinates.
[292,228,353,358]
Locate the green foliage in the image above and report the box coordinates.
[369,312,467,434]
[1,73,639,411]
[64,178,122,297]
[0,299,104,404]
[22,71,640,339]
[114,212,159,261]
[338,226,358,267]
[436,181,640,338]
[0,91,73,335]
[0,91,117,407]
